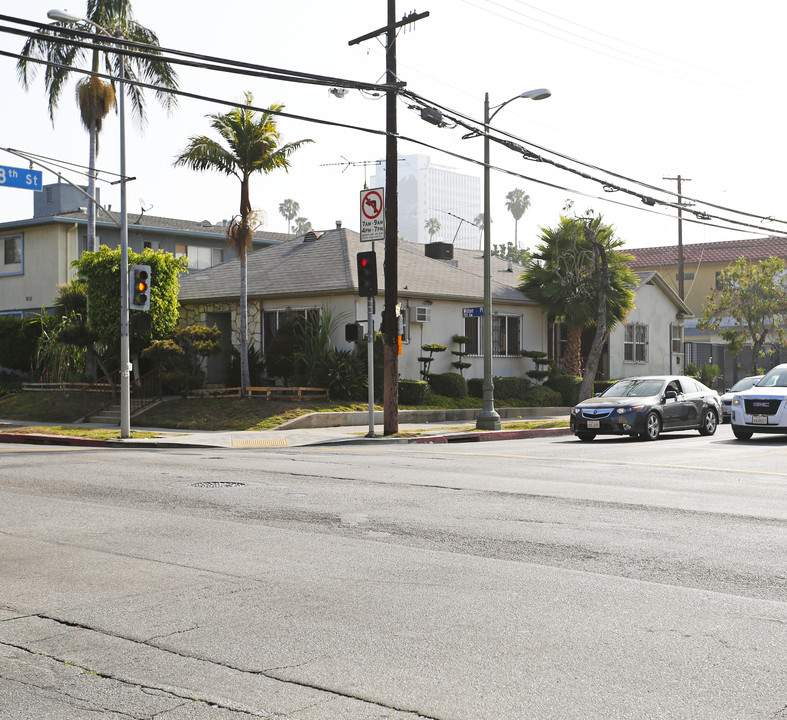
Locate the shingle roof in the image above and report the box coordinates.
[178,228,532,304]
[628,236,787,268]
[39,210,290,244]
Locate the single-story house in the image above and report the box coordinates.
[177,226,549,384]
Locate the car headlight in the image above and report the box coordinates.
[731,395,741,406]
[616,405,644,414]
[571,407,581,415]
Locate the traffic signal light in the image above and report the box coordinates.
[357,251,378,297]
[130,264,151,311]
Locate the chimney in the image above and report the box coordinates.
[336,220,342,229]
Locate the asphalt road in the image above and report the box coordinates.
[1,424,786,719]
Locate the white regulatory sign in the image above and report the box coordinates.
[360,187,384,242]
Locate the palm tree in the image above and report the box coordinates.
[278,199,300,234]
[17,1,178,252]
[518,215,635,383]
[293,217,312,234]
[424,217,441,240]
[505,189,531,248]
[174,92,313,395]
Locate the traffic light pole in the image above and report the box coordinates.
[366,294,375,437]
[119,58,131,439]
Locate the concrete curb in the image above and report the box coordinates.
[0,426,573,448]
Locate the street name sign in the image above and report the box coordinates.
[463,306,484,318]
[0,165,42,191]
[360,187,384,242]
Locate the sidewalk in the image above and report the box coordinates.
[0,408,572,449]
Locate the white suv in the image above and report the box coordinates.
[729,363,787,440]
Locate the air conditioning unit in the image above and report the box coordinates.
[414,306,431,323]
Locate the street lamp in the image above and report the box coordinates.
[476,88,551,431]
[48,8,132,438]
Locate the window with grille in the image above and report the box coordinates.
[624,323,648,362]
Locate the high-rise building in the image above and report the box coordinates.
[370,154,481,249]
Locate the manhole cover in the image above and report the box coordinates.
[190,481,246,488]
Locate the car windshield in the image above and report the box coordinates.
[600,379,665,398]
[730,377,761,392]
[756,368,787,388]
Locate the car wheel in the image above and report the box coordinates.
[640,411,661,441]
[698,408,718,436]
[732,426,753,441]
[576,432,596,442]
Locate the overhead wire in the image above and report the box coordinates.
[2,16,785,241]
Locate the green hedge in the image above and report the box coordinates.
[467,377,483,398]
[399,379,428,404]
[522,385,562,407]
[545,374,582,405]
[428,372,467,398]
[493,376,531,400]
[593,379,617,395]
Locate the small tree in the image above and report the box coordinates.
[293,217,312,234]
[141,325,221,393]
[419,343,446,381]
[451,334,472,376]
[699,256,787,374]
[521,349,551,384]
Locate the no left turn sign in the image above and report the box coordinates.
[360,187,384,241]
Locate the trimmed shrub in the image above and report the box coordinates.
[428,372,467,399]
[522,385,562,407]
[399,379,428,404]
[493,376,531,400]
[467,377,483,398]
[545,374,582,405]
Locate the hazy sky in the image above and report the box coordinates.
[2,1,786,251]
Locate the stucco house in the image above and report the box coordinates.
[177,226,549,384]
[628,236,787,318]
[0,182,288,317]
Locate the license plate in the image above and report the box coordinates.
[752,415,768,425]
[587,420,600,429]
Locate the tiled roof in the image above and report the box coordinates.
[178,228,532,304]
[628,236,787,268]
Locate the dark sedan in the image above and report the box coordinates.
[570,375,721,441]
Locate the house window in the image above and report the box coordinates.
[1,234,23,274]
[143,240,160,250]
[715,271,723,289]
[174,243,187,259]
[493,314,521,356]
[464,313,521,357]
[675,272,695,281]
[624,323,648,362]
[262,307,320,351]
[464,316,480,355]
[212,248,225,266]
[671,324,683,353]
[187,246,212,270]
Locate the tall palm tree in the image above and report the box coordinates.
[17,1,179,252]
[505,188,531,248]
[293,217,312,234]
[424,217,441,240]
[174,92,313,395]
[278,198,300,234]
[518,215,635,379]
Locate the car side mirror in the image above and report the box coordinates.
[664,390,678,400]
[725,388,730,393]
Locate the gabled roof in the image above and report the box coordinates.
[633,271,693,318]
[178,228,533,304]
[628,236,787,268]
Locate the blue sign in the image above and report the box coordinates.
[462,306,484,318]
[0,165,43,191]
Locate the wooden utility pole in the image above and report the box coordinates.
[664,175,691,300]
[349,4,429,435]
